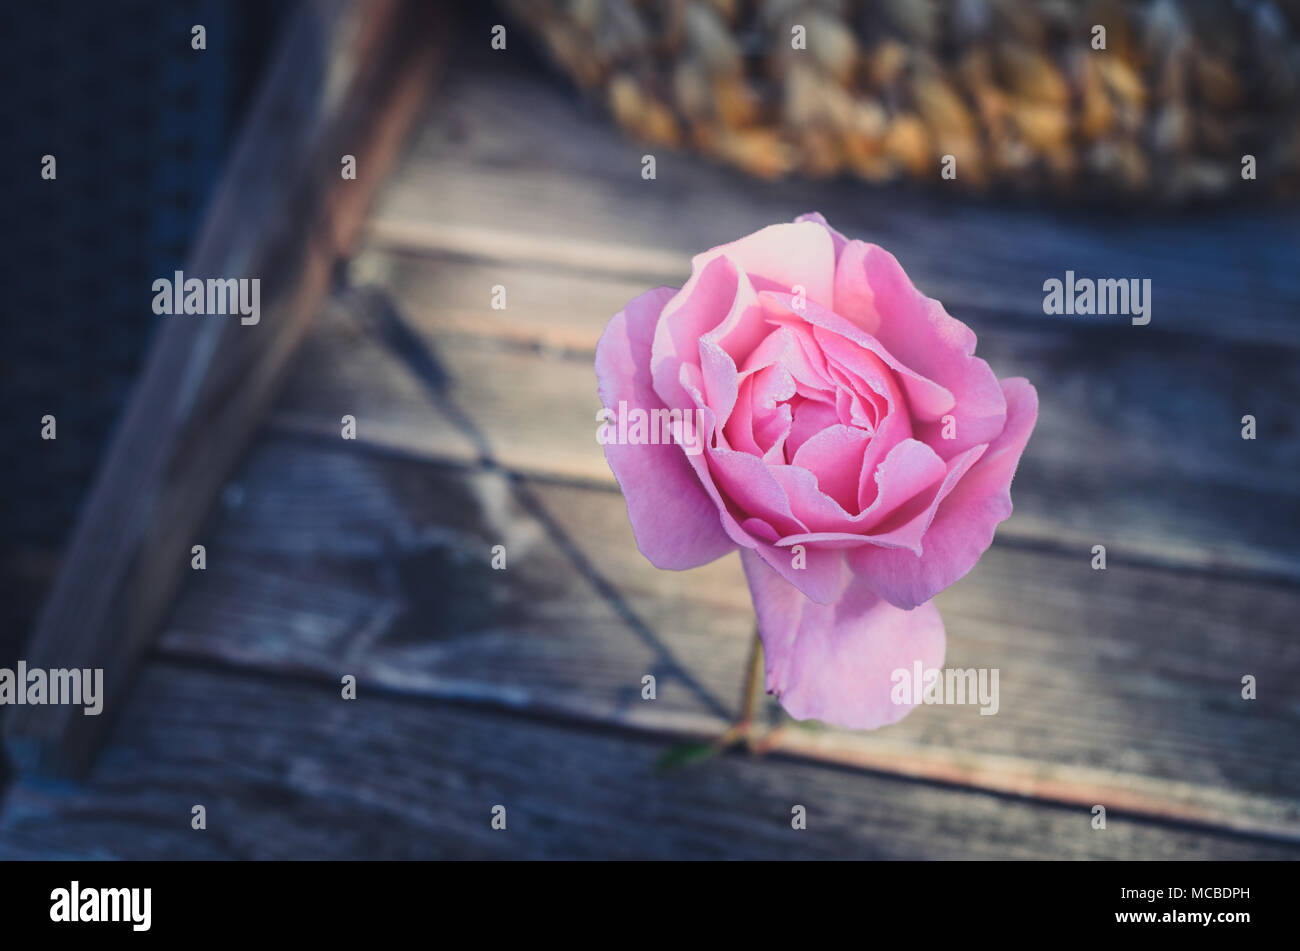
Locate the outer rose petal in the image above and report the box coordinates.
[742,549,946,730]
[748,536,847,605]
[856,244,1007,459]
[711,221,836,310]
[651,256,743,411]
[596,287,736,569]
[794,211,848,256]
[849,378,1039,608]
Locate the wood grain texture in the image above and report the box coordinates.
[1,662,1293,860]
[148,433,1300,842]
[5,0,447,778]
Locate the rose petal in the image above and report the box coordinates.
[679,406,810,556]
[789,424,870,512]
[742,549,946,730]
[793,211,849,258]
[702,266,769,373]
[785,399,840,459]
[849,378,1039,608]
[704,444,805,538]
[773,437,950,540]
[842,242,1008,459]
[748,537,848,605]
[596,288,739,569]
[651,256,743,411]
[762,294,957,421]
[851,443,986,555]
[710,221,836,310]
[723,373,764,456]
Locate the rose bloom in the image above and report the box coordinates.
[595,214,1037,730]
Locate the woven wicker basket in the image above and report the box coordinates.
[504,0,1300,202]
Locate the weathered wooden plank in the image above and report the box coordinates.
[1,662,1293,859]
[153,435,1300,841]
[345,248,646,352]
[365,58,1300,347]
[270,284,1300,581]
[5,0,448,779]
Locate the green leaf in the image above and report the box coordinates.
[654,741,720,773]
[790,717,829,733]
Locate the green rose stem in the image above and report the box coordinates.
[711,626,765,752]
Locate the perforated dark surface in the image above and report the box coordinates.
[0,1,282,651]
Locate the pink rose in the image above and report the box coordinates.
[595,213,1037,730]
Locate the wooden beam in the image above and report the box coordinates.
[5,0,448,778]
